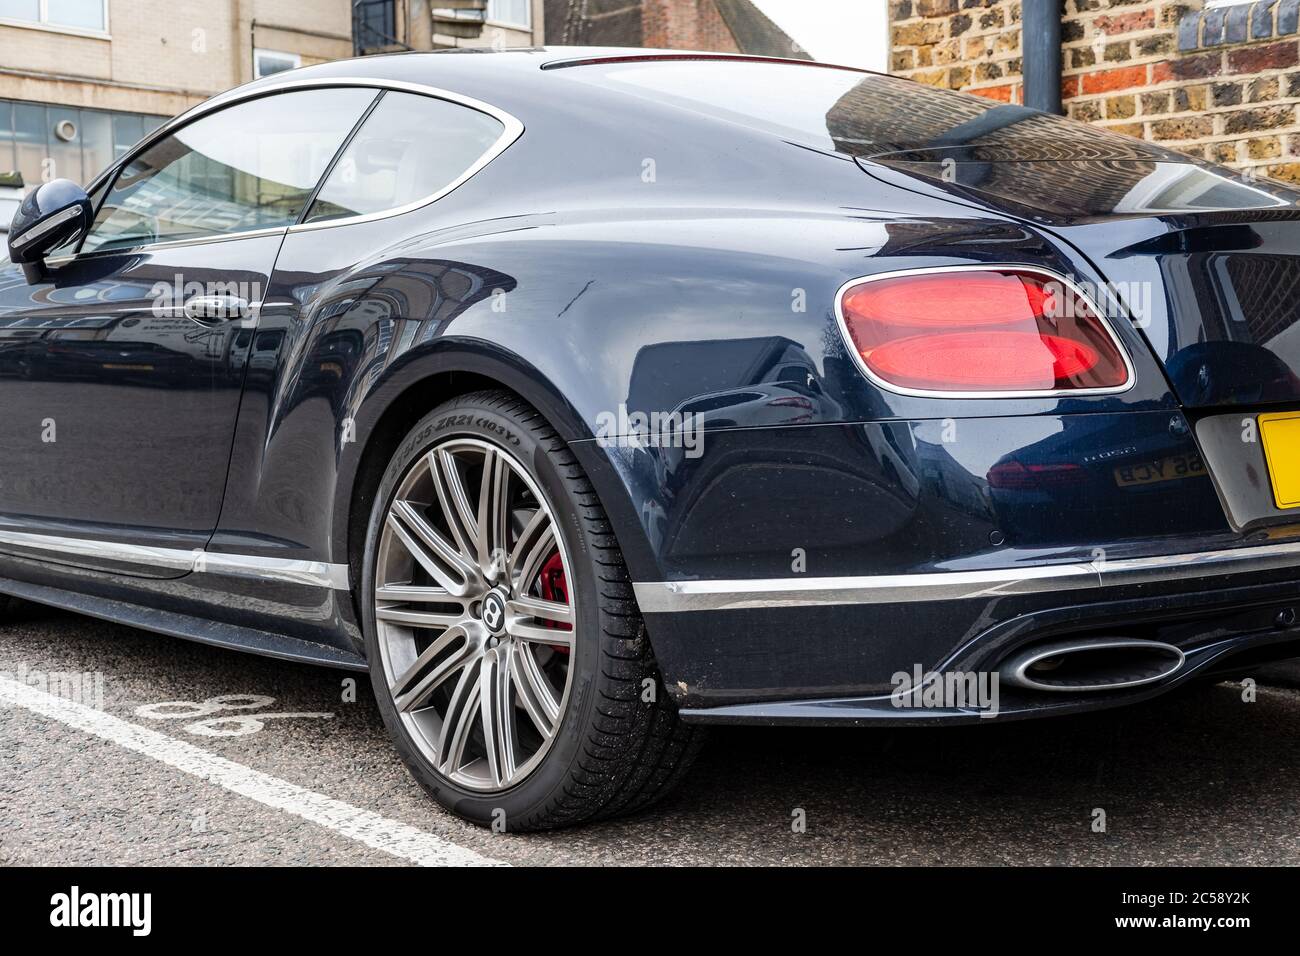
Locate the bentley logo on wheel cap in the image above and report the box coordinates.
[481,591,507,634]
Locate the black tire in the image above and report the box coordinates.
[361,390,702,830]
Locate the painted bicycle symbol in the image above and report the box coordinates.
[134,694,334,738]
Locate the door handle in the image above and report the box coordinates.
[182,295,249,323]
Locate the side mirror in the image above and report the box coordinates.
[7,178,92,283]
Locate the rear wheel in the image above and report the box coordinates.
[361,390,700,830]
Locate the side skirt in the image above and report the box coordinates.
[0,574,368,671]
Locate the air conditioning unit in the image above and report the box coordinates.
[432,1,489,40]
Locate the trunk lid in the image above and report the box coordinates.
[862,125,1300,409]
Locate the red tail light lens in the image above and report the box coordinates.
[837,269,1131,394]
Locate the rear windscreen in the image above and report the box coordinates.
[874,158,1295,221]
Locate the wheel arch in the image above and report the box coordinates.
[336,347,659,648]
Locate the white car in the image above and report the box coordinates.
[0,173,24,235]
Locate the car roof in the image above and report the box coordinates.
[86,47,873,198]
[147,47,876,166]
[302,46,867,77]
[224,46,873,111]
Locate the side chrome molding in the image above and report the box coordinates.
[634,563,1099,613]
[0,529,350,590]
[197,553,351,590]
[633,539,1300,613]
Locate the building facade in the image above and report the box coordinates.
[543,0,805,57]
[889,0,1300,183]
[0,0,544,190]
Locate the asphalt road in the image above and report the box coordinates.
[4,598,1300,866]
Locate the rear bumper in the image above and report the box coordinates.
[646,547,1300,724]
[584,408,1300,723]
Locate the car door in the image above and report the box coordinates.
[0,86,378,576]
[207,89,517,562]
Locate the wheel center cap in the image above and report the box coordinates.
[481,590,507,635]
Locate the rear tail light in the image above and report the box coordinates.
[836,268,1132,396]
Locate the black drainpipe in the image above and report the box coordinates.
[1022,0,1063,114]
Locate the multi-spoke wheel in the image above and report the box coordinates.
[362,391,701,830]
[374,437,575,791]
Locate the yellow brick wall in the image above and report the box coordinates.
[890,0,1300,183]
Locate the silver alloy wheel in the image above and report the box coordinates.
[373,437,575,793]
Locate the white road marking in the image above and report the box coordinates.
[0,675,507,867]
[134,694,334,738]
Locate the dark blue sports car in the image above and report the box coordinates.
[6,48,1300,829]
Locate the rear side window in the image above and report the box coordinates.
[81,88,377,253]
[304,91,505,223]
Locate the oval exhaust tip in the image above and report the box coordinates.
[998,638,1185,693]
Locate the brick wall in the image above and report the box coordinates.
[890,0,1300,183]
[891,0,1024,101]
[642,0,741,52]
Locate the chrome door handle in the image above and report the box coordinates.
[182,295,249,323]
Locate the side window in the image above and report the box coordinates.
[81,88,378,254]
[304,91,505,224]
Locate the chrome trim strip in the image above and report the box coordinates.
[633,540,1300,612]
[57,227,289,262]
[833,264,1137,400]
[0,530,194,572]
[1099,540,1300,586]
[634,564,1099,613]
[11,205,81,249]
[198,552,351,590]
[0,529,350,590]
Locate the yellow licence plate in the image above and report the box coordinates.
[1258,412,1300,509]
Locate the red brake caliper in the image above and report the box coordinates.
[538,550,571,654]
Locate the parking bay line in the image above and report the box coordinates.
[0,675,506,867]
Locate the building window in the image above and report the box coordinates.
[0,98,166,189]
[354,0,397,52]
[487,0,529,28]
[254,48,302,79]
[0,0,108,33]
